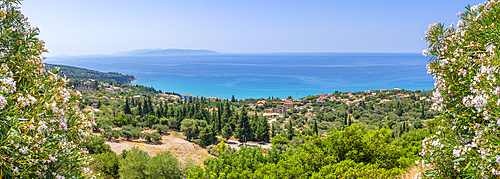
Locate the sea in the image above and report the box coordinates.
[46,53,434,99]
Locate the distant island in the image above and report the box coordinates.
[112,48,219,56]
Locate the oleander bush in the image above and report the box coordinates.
[0,0,95,178]
[420,0,500,178]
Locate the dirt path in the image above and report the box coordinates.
[102,131,212,166]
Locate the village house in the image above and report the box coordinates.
[183,94,192,100]
[256,100,268,107]
[105,88,115,93]
[207,97,222,101]
[395,93,404,98]
[268,105,287,114]
[284,100,293,108]
[101,82,110,87]
[248,103,255,108]
[380,99,391,103]
[305,112,316,121]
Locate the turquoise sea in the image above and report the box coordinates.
[46,53,434,99]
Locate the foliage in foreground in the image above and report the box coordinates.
[192,124,421,179]
[89,147,200,179]
[0,1,95,178]
[421,1,500,178]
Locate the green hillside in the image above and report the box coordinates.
[45,63,135,84]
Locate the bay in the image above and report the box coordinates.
[46,53,434,99]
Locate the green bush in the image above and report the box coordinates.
[311,160,400,179]
[90,152,120,179]
[145,151,181,178]
[0,1,95,177]
[80,135,112,155]
[120,125,142,141]
[421,1,500,177]
[142,132,162,143]
[152,124,169,135]
[119,147,150,178]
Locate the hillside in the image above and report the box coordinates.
[45,63,135,84]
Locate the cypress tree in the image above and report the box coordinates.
[235,108,252,143]
[271,123,277,137]
[421,104,425,119]
[287,120,295,140]
[343,113,348,126]
[313,119,319,136]
[158,102,164,117]
[231,95,236,102]
[260,117,270,142]
[123,98,132,115]
[138,102,143,117]
[222,123,233,140]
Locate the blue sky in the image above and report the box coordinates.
[22,0,484,56]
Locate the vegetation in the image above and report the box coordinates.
[45,63,135,85]
[0,1,95,178]
[8,0,488,178]
[420,1,500,178]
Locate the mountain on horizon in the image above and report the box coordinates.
[112,49,219,56]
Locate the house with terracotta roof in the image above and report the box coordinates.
[284,100,293,108]
[257,101,268,107]
[380,99,391,103]
[305,112,316,121]
[183,94,192,100]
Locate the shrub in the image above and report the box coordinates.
[80,135,112,155]
[90,152,120,179]
[142,132,162,143]
[152,124,169,135]
[119,147,150,178]
[121,125,141,141]
[145,151,181,178]
[180,119,198,140]
[0,1,95,177]
[271,135,289,146]
[420,1,500,178]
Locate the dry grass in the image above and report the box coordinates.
[95,131,212,166]
[401,166,424,179]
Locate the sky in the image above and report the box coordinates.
[21,0,484,56]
